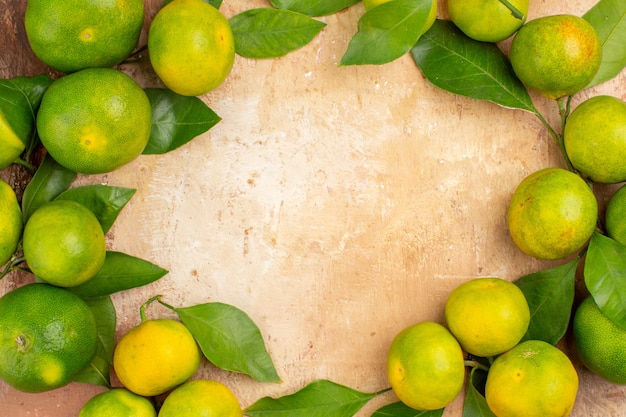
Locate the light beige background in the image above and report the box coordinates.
[1,0,625,415]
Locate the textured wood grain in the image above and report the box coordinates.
[0,0,625,416]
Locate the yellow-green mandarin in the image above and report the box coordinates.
[158,380,242,417]
[0,283,98,393]
[509,14,602,99]
[24,0,144,73]
[448,0,528,42]
[387,321,465,410]
[573,296,626,384]
[36,68,152,174]
[0,112,26,170]
[445,277,530,357]
[22,199,106,287]
[564,95,626,184]
[113,319,202,397]
[507,168,597,260]
[148,0,235,96]
[485,340,578,417]
[606,184,626,247]
[0,179,22,266]
[79,388,157,417]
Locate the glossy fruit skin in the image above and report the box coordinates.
[0,283,98,393]
[445,277,530,357]
[606,184,626,247]
[507,168,598,260]
[148,0,235,96]
[0,111,26,170]
[485,340,578,417]
[387,321,465,410]
[0,179,22,266]
[448,0,528,42]
[36,68,152,174]
[79,388,157,417]
[573,296,626,384]
[113,319,202,397]
[158,379,242,417]
[509,14,602,99]
[22,199,106,287]
[24,0,144,73]
[564,95,626,184]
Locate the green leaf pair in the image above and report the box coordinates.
[410,0,624,110]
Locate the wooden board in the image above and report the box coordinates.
[1,0,625,415]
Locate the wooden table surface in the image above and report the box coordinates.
[1,0,625,416]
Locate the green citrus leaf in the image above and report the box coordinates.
[70,252,168,300]
[515,258,578,345]
[245,379,379,417]
[230,8,326,59]
[584,232,626,330]
[372,401,444,416]
[174,302,280,382]
[411,20,538,112]
[463,368,495,417]
[73,296,116,387]
[163,0,222,8]
[21,153,76,222]
[143,88,221,155]
[341,0,433,66]
[269,0,359,16]
[583,0,626,88]
[55,185,136,233]
[0,74,52,148]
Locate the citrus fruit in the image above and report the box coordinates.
[0,111,26,170]
[113,319,202,397]
[509,14,602,99]
[0,179,22,266]
[363,0,438,34]
[445,277,530,357]
[158,379,242,417]
[606,184,626,247]
[573,295,626,384]
[36,68,152,174]
[22,199,106,287]
[0,283,98,393]
[148,0,236,96]
[485,340,578,417]
[507,167,598,260]
[24,0,145,73]
[564,95,626,184]
[79,388,157,417]
[448,0,528,42]
[387,321,465,410]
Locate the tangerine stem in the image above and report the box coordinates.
[13,158,34,172]
[0,255,26,280]
[497,0,524,19]
[139,295,162,322]
[156,295,177,312]
[533,109,561,147]
[556,96,575,172]
[464,359,490,372]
